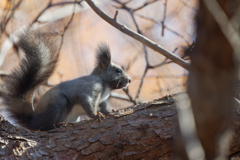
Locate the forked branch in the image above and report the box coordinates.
[85,0,190,71]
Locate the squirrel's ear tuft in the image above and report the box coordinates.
[96,42,111,70]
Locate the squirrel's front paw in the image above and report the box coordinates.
[56,122,67,128]
[97,112,105,121]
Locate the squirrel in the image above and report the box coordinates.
[0,28,131,131]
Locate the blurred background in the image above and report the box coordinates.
[0,0,197,111]
[2,1,240,159]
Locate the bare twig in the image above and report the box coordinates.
[123,88,136,104]
[133,0,159,12]
[135,66,148,100]
[149,48,178,68]
[0,0,23,37]
[110,92,132,102]
[113,10,119,20]
[134,13,191,46]
[161,0,168,36]
[179,0,198,12]
[165,26,190,46]
[32,0,83,23]
[132,74,187,79]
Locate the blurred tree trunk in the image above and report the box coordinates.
[186,0,239,159]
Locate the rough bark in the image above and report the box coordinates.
[0,96,177,160]
[1,95,240,159]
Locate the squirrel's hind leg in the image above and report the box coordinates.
[28,94,71,131]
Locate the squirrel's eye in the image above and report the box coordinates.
[116,68,121,73]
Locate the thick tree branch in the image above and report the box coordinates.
[2,95,240,159]
[0,96,177,159]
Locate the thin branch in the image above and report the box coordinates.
[134,13,191,46]
[123,88,136,104]
[128,11,150,67]
[135,66,148,100]
[109,88,137,104]
[113,10,119,20]
[132,74,187,79]
[123,0,133,5]
[32,0,52,23]
[110,92,132,102]
[161,0,168,36]
[165,26,190,46]
[0,0,23,37]
[32,0,83,23]
[149,47,178,68]
[179,0,198,12]
[133,0,159,12]
[125,53,140,71]
[55,1,77,55]
[134,12,159,23]
[85,0,190,70]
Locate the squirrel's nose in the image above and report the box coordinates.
[129,79,131,83]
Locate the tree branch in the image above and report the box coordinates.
[85,0,190,70]
[161,0,168,36]
[2,95,240,159]
[0,0,23,37]
[0,96,177,159]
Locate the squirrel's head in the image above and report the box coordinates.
[94,43,131,90]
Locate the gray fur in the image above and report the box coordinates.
[31,57,131,131]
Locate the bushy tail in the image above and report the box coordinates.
[1,28,59,127]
